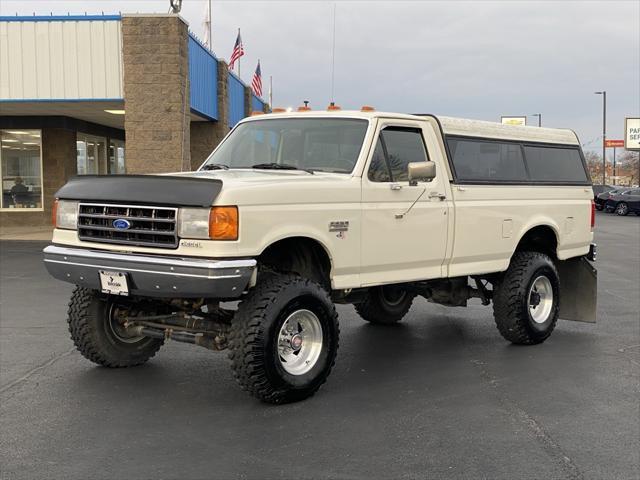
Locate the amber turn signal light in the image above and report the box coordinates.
[361,105,375,112]
[209,206,238,240]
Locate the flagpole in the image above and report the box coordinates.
[208,0,212,49]
[330,3,336,103]
[269,75,273,109]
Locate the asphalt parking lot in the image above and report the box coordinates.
[1,211,638,480]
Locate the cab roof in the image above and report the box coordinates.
[241,110,580,146]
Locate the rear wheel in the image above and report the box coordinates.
[228,273,339,404]
[492,252,560,345]
[354,285,416,324]
[67,287,163,367]
[615,202,629,216]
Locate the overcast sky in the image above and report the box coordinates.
[2,0,638,155]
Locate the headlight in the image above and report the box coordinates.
[178,208,211,239]
[178,206,238,241]
[54,200,78,230]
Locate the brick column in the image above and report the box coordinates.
[214,60,230,142]
[244,85,253,117]
[122,14,190,173]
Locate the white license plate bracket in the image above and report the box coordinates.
[99,270,129,296]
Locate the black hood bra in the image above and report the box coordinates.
[54,175,223,208]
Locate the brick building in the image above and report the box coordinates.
[0,13,267,228]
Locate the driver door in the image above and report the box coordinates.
[360,120,448,286]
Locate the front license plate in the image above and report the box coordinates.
[99,270,129,296]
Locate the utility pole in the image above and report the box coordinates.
[595,91,607,185]
[612,146,616,185]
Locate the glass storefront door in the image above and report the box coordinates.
[109,139,126,174]
[77,134,107,175]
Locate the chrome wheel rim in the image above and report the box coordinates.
[617,203,627,215]
[277,309,323,375]
[381,286,407,307]
[528,275,554,324]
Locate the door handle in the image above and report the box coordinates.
[428,192,446,200]
[389,183,402,191]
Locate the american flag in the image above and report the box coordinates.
[251,61,262,97]
[228,29,244,71]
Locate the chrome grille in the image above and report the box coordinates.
[78,203,178,249]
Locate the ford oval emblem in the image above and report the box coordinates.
[112,218,131,230]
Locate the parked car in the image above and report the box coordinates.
[604,188,640,215]
[592,184,614,202]
[595,188,625,210]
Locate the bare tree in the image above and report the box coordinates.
[618,150,640,186]
[584,151,603,183]
[618,150,639,168]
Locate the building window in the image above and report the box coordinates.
[109,139,126,174]
[77,134,107,175]
[0,130,43,210]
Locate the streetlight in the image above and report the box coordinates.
[594,91,606,185]
[531,113,542,127]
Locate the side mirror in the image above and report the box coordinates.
[408,161,436,185]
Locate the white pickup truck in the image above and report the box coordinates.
[44,109,597,403]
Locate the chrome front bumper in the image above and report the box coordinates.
[43,245,256,299]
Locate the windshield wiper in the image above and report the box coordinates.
[251,163,314,174]
[201,163,229,171]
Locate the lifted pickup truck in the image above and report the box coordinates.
[44,109,597,403]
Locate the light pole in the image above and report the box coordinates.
[594,91,606,185]
[531,113,542,127]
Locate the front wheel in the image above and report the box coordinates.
[228,273,339,404]
[492,252,560,345]
[615,202,629,216]
[67,287,163,367]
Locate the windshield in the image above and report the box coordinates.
[201,118,369,173]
